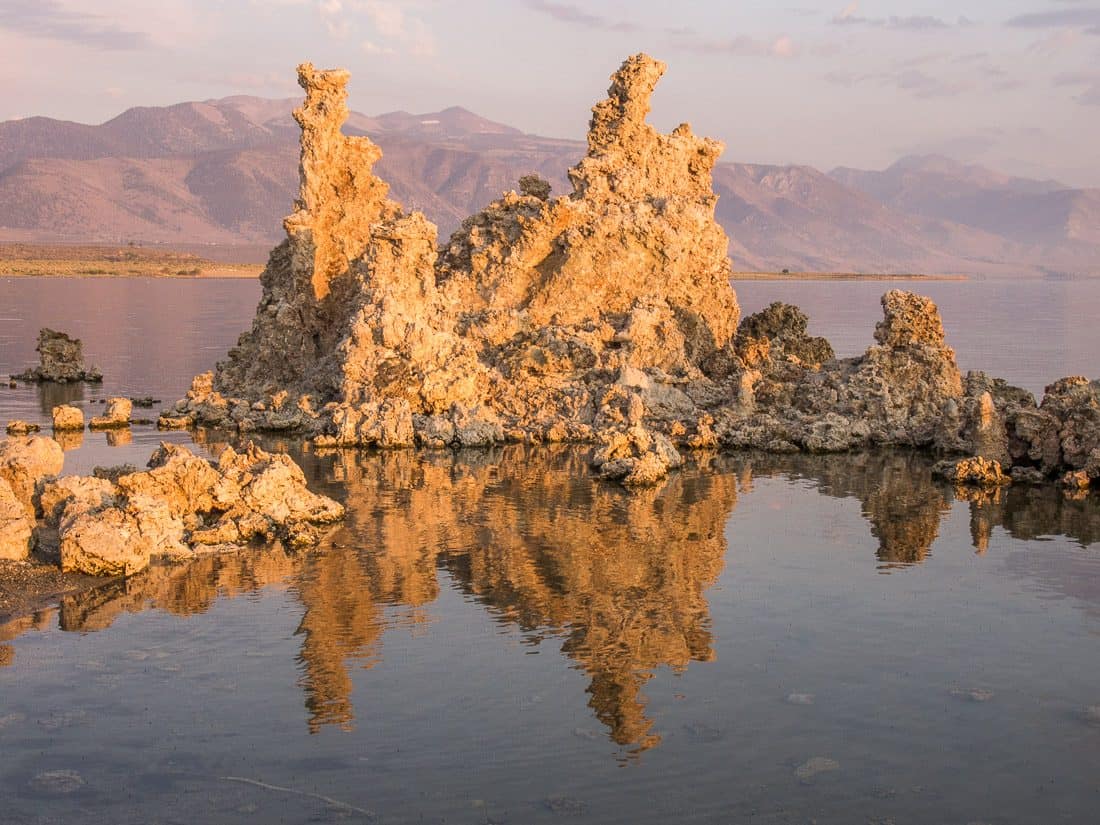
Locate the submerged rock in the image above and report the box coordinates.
[12,329,102,383]
[28,769,86,795]
[5,420,40,436]
[794,756,840,781]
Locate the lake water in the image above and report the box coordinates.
[1,276,1100,824]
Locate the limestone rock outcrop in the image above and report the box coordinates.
[717,290,963,453]
[51,405,84,432]
[12,329,102,383]
[172,54,738,458]
[0,436,64,518]
[54,442,344,577]
[932,456,1011,487]
[162,55,1100,493]
[89,397,132,430]
[0,478,33,561]
[735,302,834,370]
[5,421,40,436]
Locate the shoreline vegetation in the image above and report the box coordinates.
[0,243,263,279]
[0,243,967,281]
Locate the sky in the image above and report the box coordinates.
[1,0,1098,186]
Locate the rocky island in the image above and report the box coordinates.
[158,54,1097,492]
[2,53,1097,590]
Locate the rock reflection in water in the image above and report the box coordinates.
[737,451,952,571]
[3,446,1100,755]
[306,446,736,750]
[35,382,88,416]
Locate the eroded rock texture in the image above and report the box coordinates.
[0,433,344,578]
[13,329,102,384]
[48,442,344,576]
[172,54,737,462]
[167,54,1100,492]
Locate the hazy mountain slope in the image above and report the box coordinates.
[1,98,1097,275]
[710,163,1027,274]
[0,156,243,243]
[830,155,1099,250]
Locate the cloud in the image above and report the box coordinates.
[0,0,151,49]
[522,0,640,33]
[664,29,797,59]
[1027,27,1084,53]
[360,1,435,55]
[1006,8,1100,35]
[825,68,971,98]
[1054,71,1100,104]
[300,0,435,55]
[771,36,796,58]
[521,3,794,60]
[831,12,969,30]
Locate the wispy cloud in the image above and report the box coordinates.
[830,3,973,30]
[522,0,640,33]
[666,28,797,58]
[0,0,151,49]
[288,0,436,56]
[1055,71,1100,104]
[1006,8,1100,31]
[825,68,972,98]
[359,1,435,56]
[522,1,794,59]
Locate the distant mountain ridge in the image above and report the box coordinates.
[1,96,1097,277]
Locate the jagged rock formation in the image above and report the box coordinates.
[933,456,1011,488]
[12,329,102,383]
[0,434,343,577]
[165,55,1100,493]
[47,442,344,576]
[170,54,738,461]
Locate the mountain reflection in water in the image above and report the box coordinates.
[3,445,1099,754]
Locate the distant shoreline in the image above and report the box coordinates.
[1,243,970,282]
[0,243,263,279]
[732,271,969,281]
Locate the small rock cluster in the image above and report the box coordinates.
[11,329,102,384]
[0,435,344,576]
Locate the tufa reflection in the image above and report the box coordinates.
[3,445,1098,751]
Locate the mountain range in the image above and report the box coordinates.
[1,95,1097,277]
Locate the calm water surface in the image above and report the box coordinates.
[1,276,1099,824]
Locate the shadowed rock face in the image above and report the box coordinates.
[12,329,102,384]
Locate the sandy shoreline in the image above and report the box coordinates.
[0,559,116,627]
[0,242,264,279]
